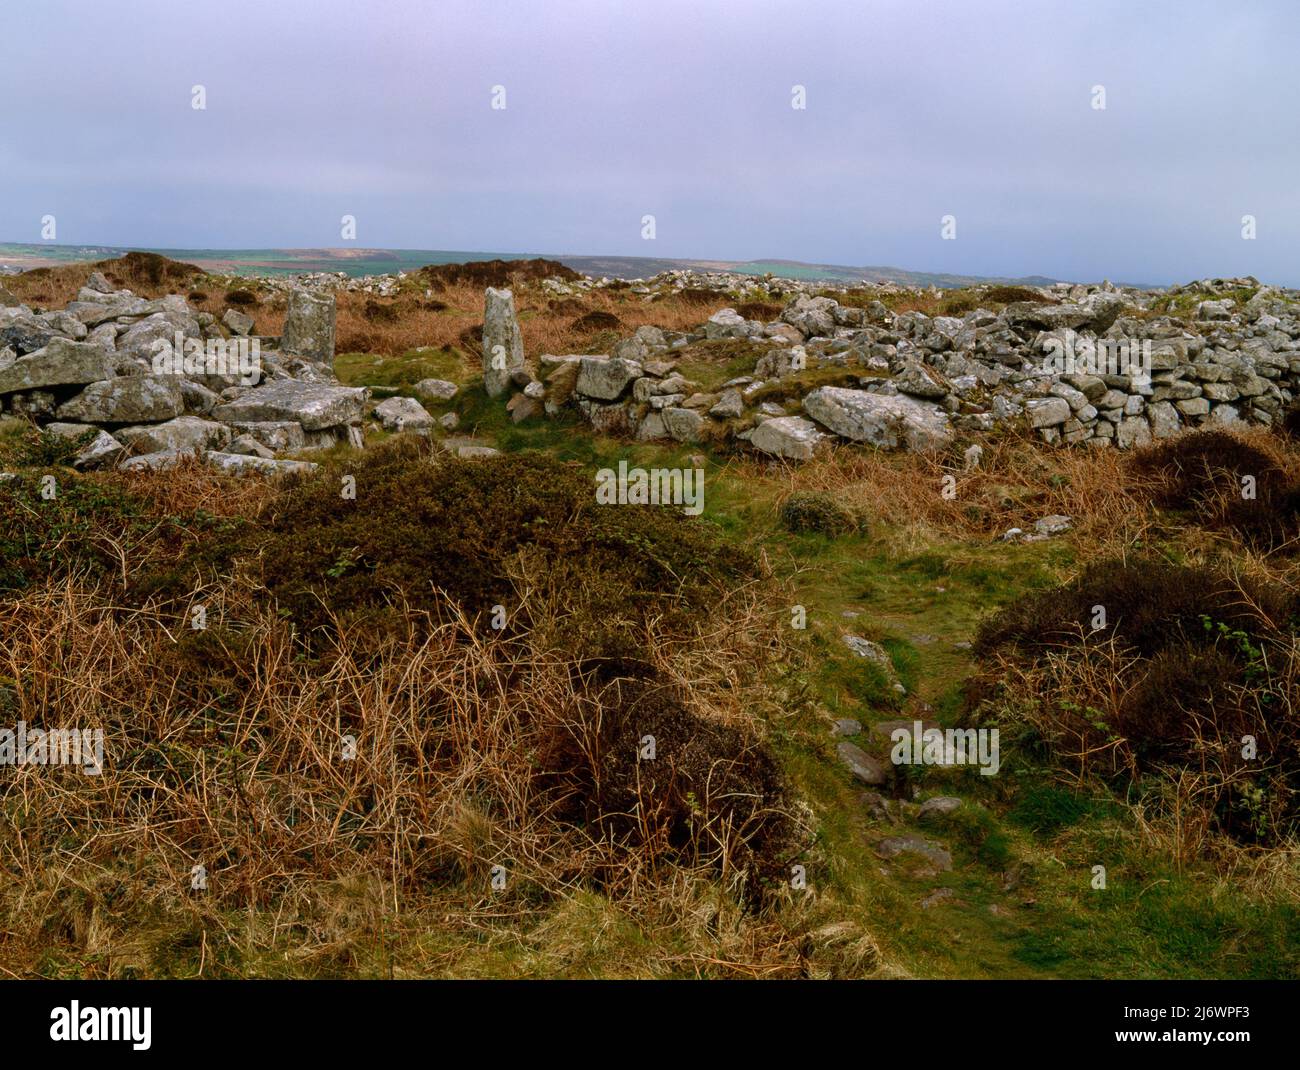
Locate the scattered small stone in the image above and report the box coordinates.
[921,887,958,909]
[918,796,963,820]
[837,742,887,786]
[860,791,892,822]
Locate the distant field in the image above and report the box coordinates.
[0,241,1064,287]
[0,243,537,279]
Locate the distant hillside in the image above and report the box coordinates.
[0,241,1061,288]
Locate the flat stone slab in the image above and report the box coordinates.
[116,415,231,454]
[212,380,367,430]
[118,449,199,472]
[750,415,827,461]
[56,375,184,424]
[804,386,952,451]
[206,451,319,476]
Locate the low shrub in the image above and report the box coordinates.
[569,310,621,333]
[251,440,757,661]
[982,285,1055,305]
[973,557,1294,660]
[362,299,399,323]
[972,558,1300,845]
[779,491,863,536]
[0,472,152,592]
[1127,429,1300,549]
[225,288,258,307]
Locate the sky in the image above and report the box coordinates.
[3,0,1298,285]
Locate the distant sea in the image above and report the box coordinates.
[0,243,535,278]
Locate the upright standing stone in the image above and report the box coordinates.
[482,287,524,398]
[280,288,336,366]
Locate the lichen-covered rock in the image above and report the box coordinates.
[709,388,744,419]
[1025,397,1071,428]
[0,307,56,354]
[662,406,705,442]
[576,356,641,401]
[749,415,828,461]
[894,359,948,400]
[374,395,434,432]
[412,378,459,401]
[0,338,115,395]
[212,380,367,430]
[803,386,952,451]
[226,421,307,452]
[226,434,276,458]
[205,451,319,476]
[222,307,254,336]
[781,295,837,338]
[56,375,184,424]
[115,415,233,455]
[43,423,124,470]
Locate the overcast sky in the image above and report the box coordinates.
[3,0,1298,284]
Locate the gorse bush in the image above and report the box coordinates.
[0,472,151,592]
[779,491,863,537]
[569,310,621,332]
[252,439,756,661]
[973,558,1300,844]
[1127,429,1300,550]
[974,557,1295,659]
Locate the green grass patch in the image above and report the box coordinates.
[336,346,470,392]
